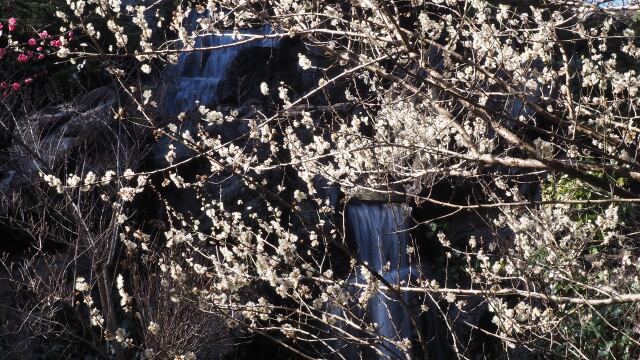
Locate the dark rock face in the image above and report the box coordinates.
[0,87,123,253]
[216,38,317,107]
[0,87,118,196]
[405,206,505,360]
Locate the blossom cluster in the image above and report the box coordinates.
[0,16,76,96]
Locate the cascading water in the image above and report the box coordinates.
[346,201,419,359]
[164,14,277,114]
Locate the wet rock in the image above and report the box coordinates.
[1,87,118,195]
[217,38,317,107]
[0,86,154,255]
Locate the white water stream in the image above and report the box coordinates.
[164,14,276,114]
[346,202,419,359]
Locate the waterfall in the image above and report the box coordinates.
[346,201,419,359]
[163,13,277,114]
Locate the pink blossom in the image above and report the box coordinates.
[0,82,7,89]
[67,31,74,38]
[24,78,33,85]
[39,31,49,39]
[11,82,20,91]
[17,54,28,63]
[50,40,62,48]
[37,54,45,60]
[36,47,43,52]
[28,38,37,46]
[8,18,16,32]
[0,23,3,31]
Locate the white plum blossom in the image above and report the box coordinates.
[298,53,312,70]
[147,321,159,335]
[260,82,269,95]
